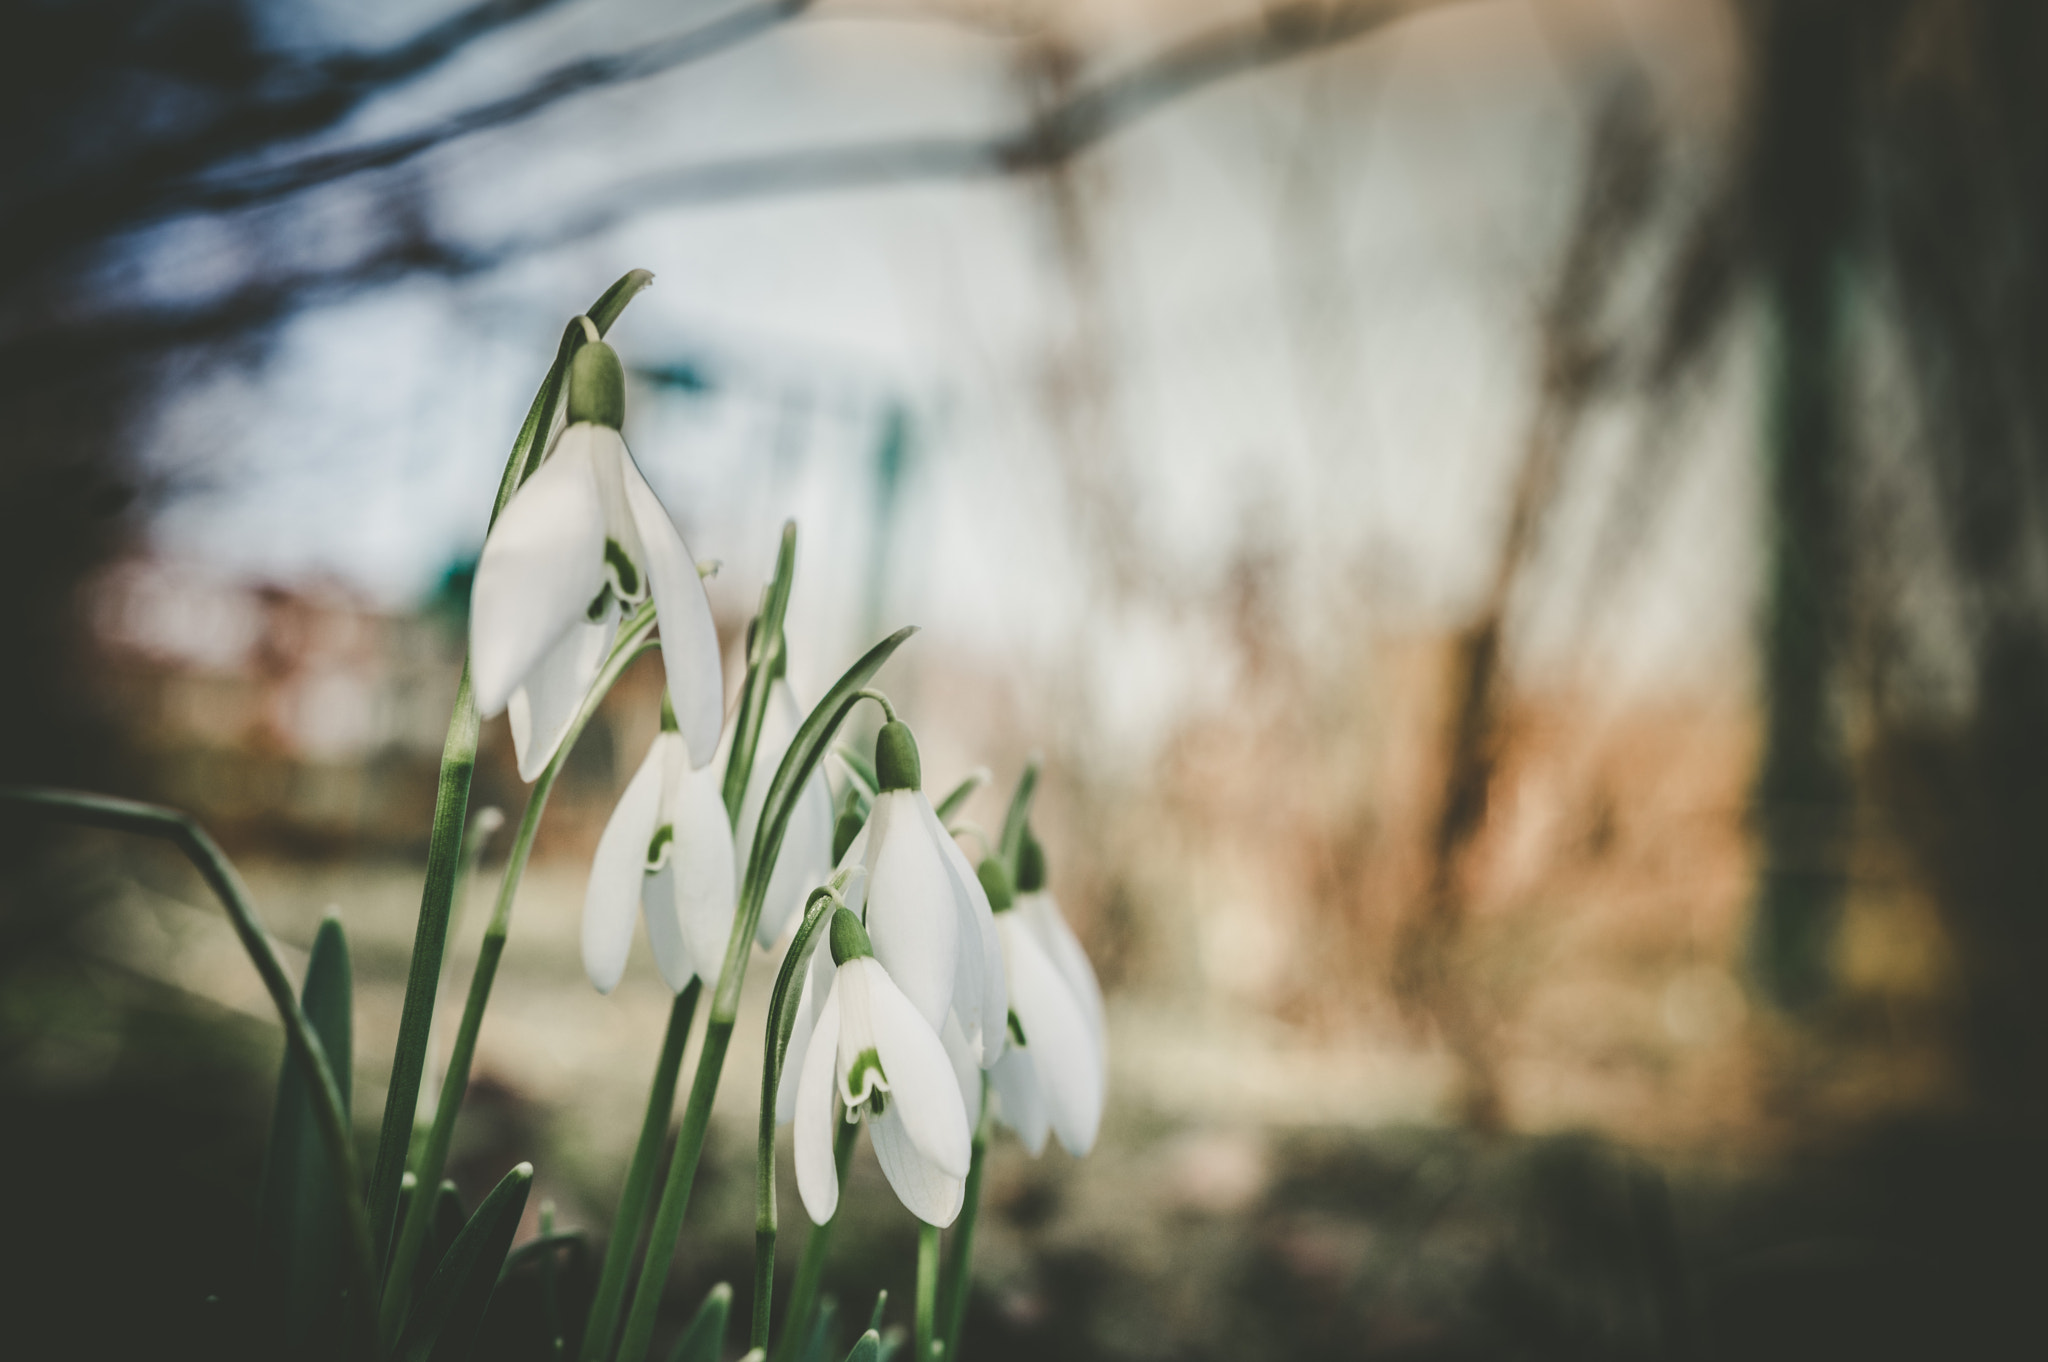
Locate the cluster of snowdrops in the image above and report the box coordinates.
[2,271,1104,1362]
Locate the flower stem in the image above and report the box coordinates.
[575,983,700,1362]
[382,621,658,1340]
[752,888,842,1350]
[936,1090,991,1362]
[613,1015,733,1361]
[613,633,918,1362]
[367,667,479,1268]
[916,1222,941,1362]
[368,270,654,1272]
[0,788,382,1355]
[767,1117,858,1362]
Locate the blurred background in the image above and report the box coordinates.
[4,0,2046,1357]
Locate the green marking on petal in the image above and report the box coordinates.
[586,582,614,622]
[604,538,644,601]
[1007,1010,1028,1049]
[645,824,674,872]
[845,1047,886,1111]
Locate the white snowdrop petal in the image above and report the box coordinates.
[776,932,838,1124]
[640,863,692,993]
[854,959,972,1179]
[620,450,724,769]
[470,428,609,718]
[920,798,1007,1065]
[1004,917,1104,1156]
[669,755,738,984]
[1022,891,1107,1064]
[939,1014,982,1123]
[863,791,960,1033]
[794,977,845,1226]
[583,740,665,994]
[506,612,615,781]
[989,1047,1048,1157]
[869,1105,965,1227]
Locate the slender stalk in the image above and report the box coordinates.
[0,788,382,1354]
[384,621,658,1338]
[369,667,479,1268]
[613,1016,734,1362]
[752,889,842,1349]
[935,1090,991,1362]
[369,271,654,1266]
[768,1120,859,1362]
[916,1223,941,1362]
[575,983,700,1362]
[721,522,798,822]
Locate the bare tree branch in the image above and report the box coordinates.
[172,0,818,215]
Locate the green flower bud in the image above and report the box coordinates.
[976,857,1015,913]
[874,720,921,793]
[828,906,874,965]
[832,805,866,866]
[567,339,627,429]
[1016,826,1047,894]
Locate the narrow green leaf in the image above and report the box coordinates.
[407,1179,468,1310]
[834,746,878,797]
[256,913,353,1355]
[666,1282,732,1362]
[796,1296,839,1362]
[866,1292,888,1335]
[498,1230,587,1284]
[843,1330,882,1362]
[721,521,799,822]
[932,770,988,824]
[998,758,1040,873]
[396,1161,534,1362]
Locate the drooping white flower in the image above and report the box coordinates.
[1013,830,1107,1073]
[727,673,834,949]
[970,854,1103,1157]
[794,908,973,1227]
[469,336,722,781]
[832,720,1008,1069]
[582,720,736,995]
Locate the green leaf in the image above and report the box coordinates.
[717,627,918,1019]
[406,1179,468,1310]
[932,770,988,824]
[497,1230,587,1284]
[665,1282,732,1362]
[843,1330,882,1362]
[796,1296,839,1362]
[834,746,879,797]
[866,1291,889,1335]
[721,522,799,822]
[997,758,1040,874]
[396,1161,534,1362]
[256,913,352,1355]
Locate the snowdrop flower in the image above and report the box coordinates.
[726,660,834,949]
[794,907,973,1227]
[582,704,736,995]
[469,333,722,780]
[835,720,1008,1069]
[967,855,1103,1157]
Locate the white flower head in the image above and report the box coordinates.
[582,718,736,995]
[794,907,973,1227]
[469,336,723,781]
[833,720,1008,1070]
[975,851,1104,1157]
